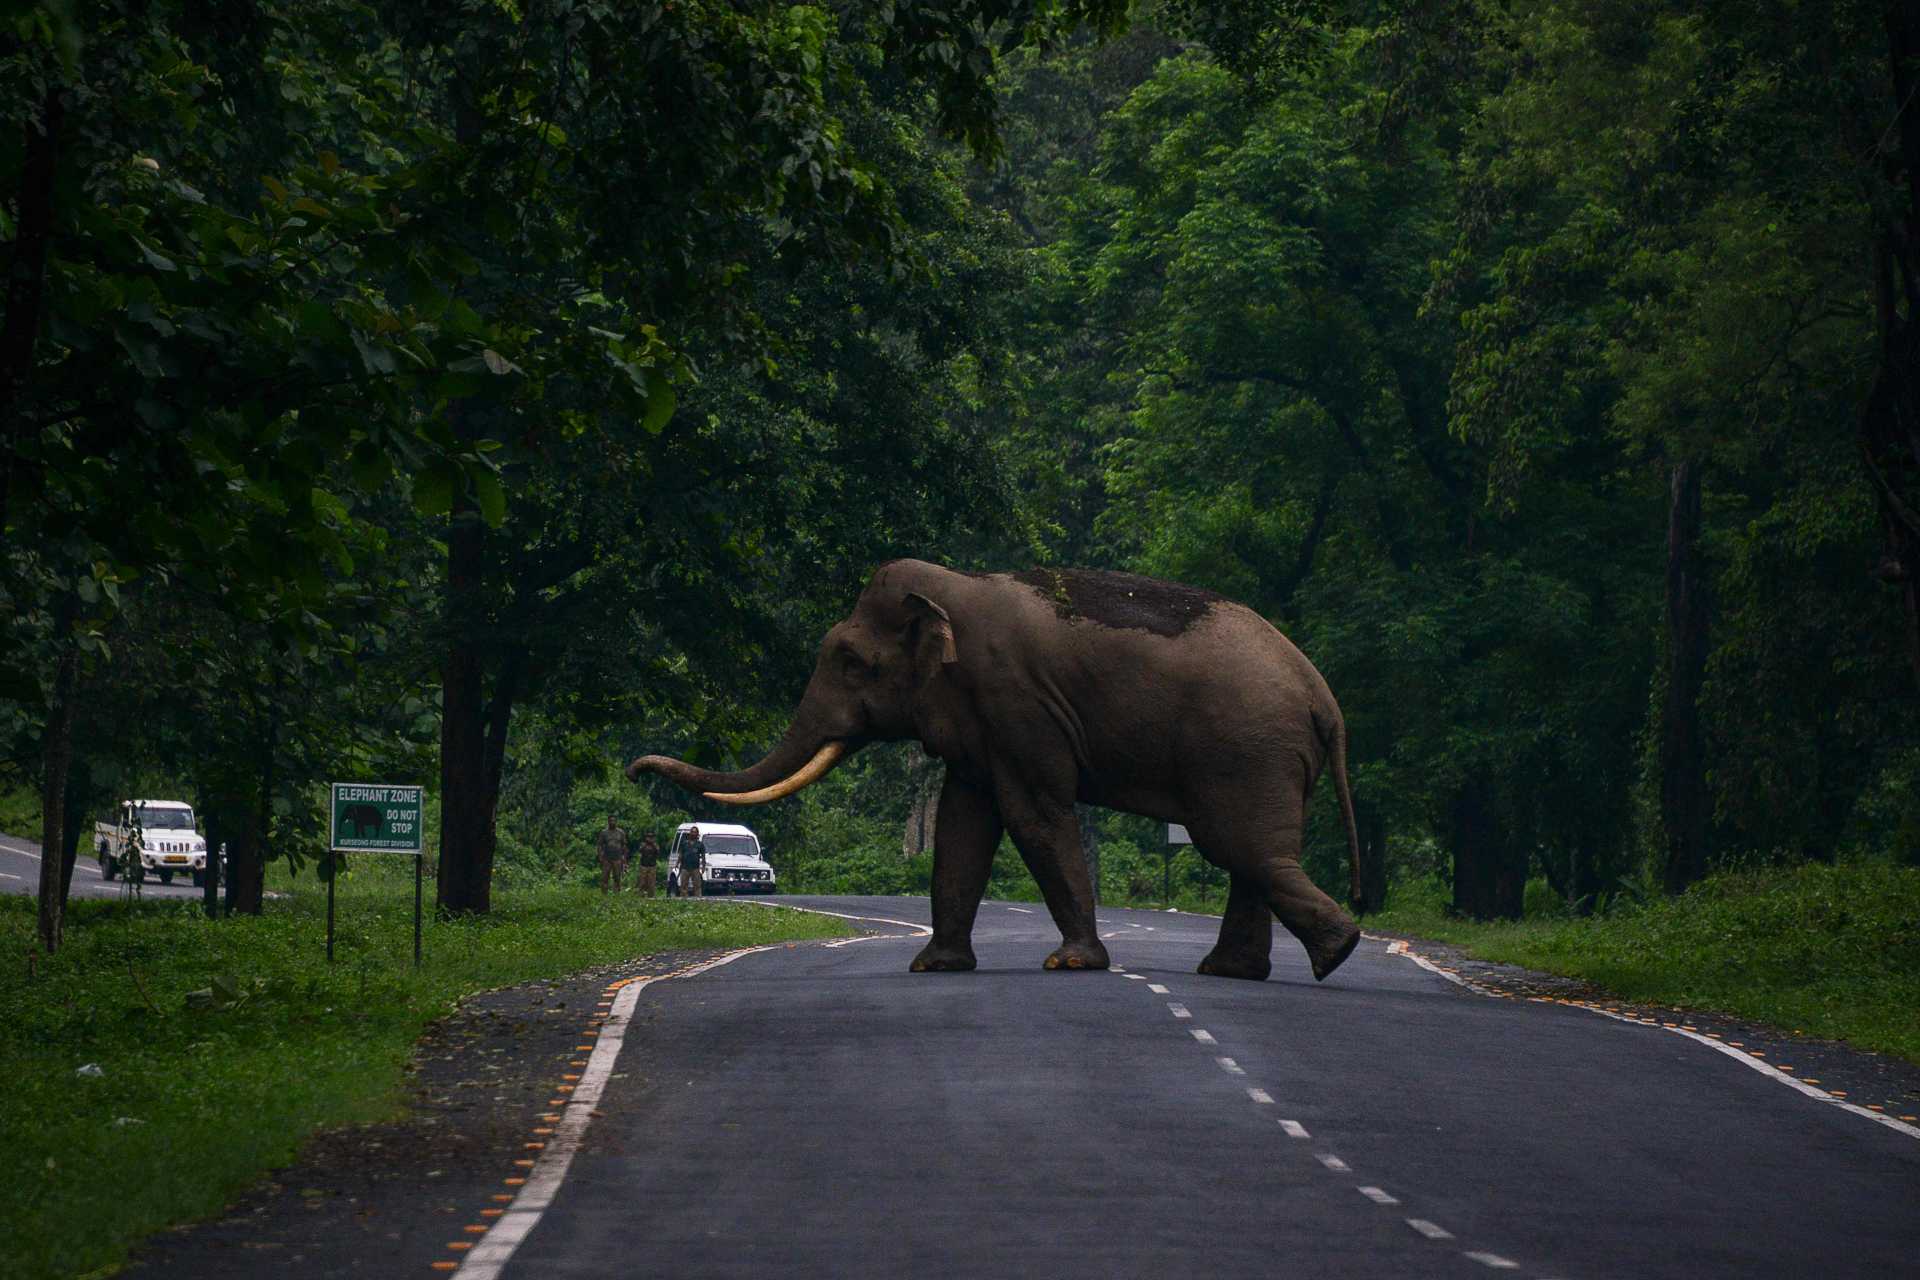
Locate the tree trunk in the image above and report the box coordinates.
[1570,826,1600,916]
[1357,801,1388,914]
[35,600,79,954]
[1,87,63,542]
[437,493,494,915]
[1449,777,1521,920]
[1865,6,1920,687]
[57,752,89,909]
[1661,458,1713,895]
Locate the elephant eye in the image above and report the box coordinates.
[838,646,871,681]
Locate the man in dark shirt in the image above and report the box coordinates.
[678,828,706,898]
[596,816,630,893]
[633,831,660,896]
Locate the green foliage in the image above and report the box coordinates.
[0,859,851,1280]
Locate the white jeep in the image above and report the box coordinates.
[668,822,777,895]
[96,800,208,886]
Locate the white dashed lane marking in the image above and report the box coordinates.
[1006,906,1034,914]
[1110,957,1539,1280]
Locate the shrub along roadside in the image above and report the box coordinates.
[0,861,852,1280]
[1369,862,1920,1066]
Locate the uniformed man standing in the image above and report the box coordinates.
[633,831,660,896]
[678,827,706,898]
[596,816,630,893]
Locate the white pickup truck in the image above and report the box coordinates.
[97,799,208,886]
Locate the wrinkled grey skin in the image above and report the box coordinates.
[630,560,1365,981]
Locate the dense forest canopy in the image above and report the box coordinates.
[7,0,1919,950]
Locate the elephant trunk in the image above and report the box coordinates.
[627,701,853,805]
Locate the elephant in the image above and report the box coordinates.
[341,804,383,839]
[628,560,1365,982]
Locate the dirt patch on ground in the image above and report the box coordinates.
[1375,930,1920,1126]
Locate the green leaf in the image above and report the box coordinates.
[641,370,676,434]
[472,468,507,527]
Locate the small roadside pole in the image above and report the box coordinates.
[327,783,427,966]
[1166,823,1191,905]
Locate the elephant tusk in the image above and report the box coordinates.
[704,742,846,805]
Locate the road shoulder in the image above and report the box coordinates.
[1375,930,1920,1128]
[122,944,815,1277]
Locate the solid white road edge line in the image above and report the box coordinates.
[749,902,934,937]
[1371,934,1920,1142]
[0,839,42,859]
[455,946,774,1280]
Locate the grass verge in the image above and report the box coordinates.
[0,859,852,1280]
[1369,861,1920,1065]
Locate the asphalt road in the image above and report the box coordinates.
[460,894,1919,1279]
[0,830,205,901]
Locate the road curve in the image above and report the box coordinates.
[465,894,1918,1279]
[0,831,204,902]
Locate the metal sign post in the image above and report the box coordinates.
[1166,823,1191,906]
[327,783,427,965]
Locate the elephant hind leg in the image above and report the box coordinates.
[1198,873,1273,981]
[1193,802,1360,983]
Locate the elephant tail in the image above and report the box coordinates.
[1315,703,1366,916]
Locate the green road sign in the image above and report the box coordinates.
[329,783,425,853]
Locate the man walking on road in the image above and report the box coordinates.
[596,816,630,893]
[633,831,660,896]
[678,827,705,898]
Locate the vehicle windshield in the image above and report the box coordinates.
[690,834,758,858]
[136,807,194,830]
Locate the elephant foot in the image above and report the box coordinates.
[1042,939,1110,971]
[1310,922,1362,982]
[909,942,977,973]
[1197,947,1272,981]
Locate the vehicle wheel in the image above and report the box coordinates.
[191,870,205,888]
[158,869,174,885]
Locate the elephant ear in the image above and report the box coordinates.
[901,591,958,672]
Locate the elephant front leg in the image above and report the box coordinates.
[910,773,1003,973]
[994,776,1108,972]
